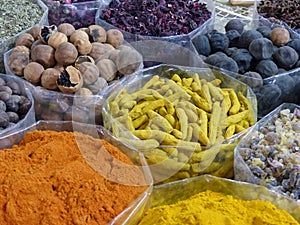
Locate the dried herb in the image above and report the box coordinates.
[100,0,212,36]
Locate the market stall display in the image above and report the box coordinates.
[235,103,300,202]
[0,0,48,73]
[192,18,300,117]
[42,0,102,29]
[0,120,152,224]
[102,64,257,183]
[0,74,35,137]
[130,175,300,224]
[4,23,143,123]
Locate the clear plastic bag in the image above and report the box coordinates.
[101,64,257,184]
[234,103,300,202]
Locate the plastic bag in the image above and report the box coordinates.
[234,103,300,202]
[101,64,257,184]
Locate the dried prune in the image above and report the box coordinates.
[226,30,240,47]
[192,34,211,56]
[273,46,299,69]
[255,59,278,78]
[205,52,238,73]
[256,25,272,38]
[239,30,263,49]
[225,19,244,34]
[230,48,253,74]
[208,30,229,53]
[249,38,274,60]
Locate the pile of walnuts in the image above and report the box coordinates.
[7,23,143,94]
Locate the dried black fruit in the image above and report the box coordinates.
[240,71,263,88]
[256,26,272,39]
[225,19,244,34]
[192,34,211,56]
[226,30,240,47]
[208,30,229,53]
[273,46,299,69]
[255,59,278,78]
[230,48,252,74]
[249,38,274,60]
[205,52,239,73]
[273,75,296,99]
[287,39,300,55]
[239,30,263,49]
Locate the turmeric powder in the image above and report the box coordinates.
[138,190,299,225]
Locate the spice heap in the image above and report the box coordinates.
[0,130,147,224]
[105,71,255,182]
[0,0,44,41]
[257,0,300,31]
[239,107,300,201]
[138,190,299,225]
[99,0,212,36]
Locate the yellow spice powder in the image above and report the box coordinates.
[138,190,299,225]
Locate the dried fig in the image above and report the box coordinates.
[48,32,68,49]
[58,23,76,37]
[78,62,99,85]
[57,66,83,94]
[89,42,111,60]
[115,49,143,75]
[24,62,44,84]
[41,68,61,90]
[31,44,55,68]
[55,42,78,66]
[106,29,124,48]
[270,27,290,46]
[39,25,58,44]
[70,30,89,43]
[74,39,92,55]
[96,59,117,82]
[15,33,34,48]
[89,25,107,42]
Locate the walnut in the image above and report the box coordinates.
[41,68,61,90]
[95,58,117,82]
[89,25,107,42]
[55,42,78,66]
[56,66,83,94]
[78,62,99,85]
[23,62,44,85]
[31,44,55,68]
[58,23,76,37]
[48,32,68,49]
[106,29,124,48]
[15,33,34,48]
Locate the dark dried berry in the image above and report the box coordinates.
[225,19,244,34]
[239,30,263,49]
[230,48,253,74]
[226,29,240,47]
[192,34,211,56]
[273,46,299,69]
[205,52,239,73]
[208,30,229,53]
[0,110,9,128]
[256,25,272,38]
[225,47,238,57]
[249,38,274,60]
[255,59,278,78]
[273,75,296,98]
